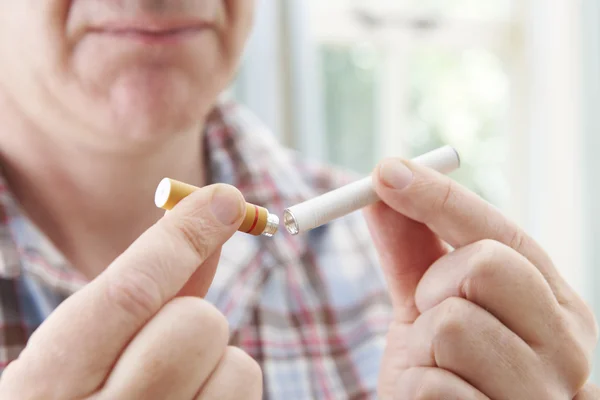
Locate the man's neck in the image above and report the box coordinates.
[0,96,207,279]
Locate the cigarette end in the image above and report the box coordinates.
[451,147,461,168]
[283,209,300,235]
[154,178,173,209]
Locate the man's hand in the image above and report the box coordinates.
[0,184,263,399]
[365,158,598,399]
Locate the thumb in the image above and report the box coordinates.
[363,201,447,323]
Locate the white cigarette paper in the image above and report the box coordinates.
[283,145,460,235]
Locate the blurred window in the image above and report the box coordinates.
[309,0,517,208]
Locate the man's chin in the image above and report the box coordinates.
[65,62,224,150]
[94,80,210,143]
[105,106,205,144]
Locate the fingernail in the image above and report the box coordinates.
[210,186,244,225]
[379,159,414,190]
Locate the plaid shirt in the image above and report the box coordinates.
[0,102,392,399]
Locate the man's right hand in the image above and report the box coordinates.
[0,184,262,399]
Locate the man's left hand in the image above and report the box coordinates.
[364,158,599,399]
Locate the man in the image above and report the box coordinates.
[0,0,596,399]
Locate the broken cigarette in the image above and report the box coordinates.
[283,146,461,235]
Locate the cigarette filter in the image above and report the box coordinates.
[154,178,279,237]
[283,145,460,235]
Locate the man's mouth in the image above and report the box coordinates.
[88,19,213,44]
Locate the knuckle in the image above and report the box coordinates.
[408,178,457,224]
[0,360,21,392]
[0,359,54,399]
[426,179,457,222]
[166,297,230,345]
[475,238,506,253]
[590,312,599,344]
[507,228,527,253]
[579,301,599,345]
[543,313,593,392]
[169,215,213,262]
[397,368,439,400]
[221,346,263,398]
[0,359,19,381]
[224,346,263,383]
[106,267,164,320]
[471,239,514,265]
[462,240,527,297]
[434,298,472,346]
[561,333,593,391]
[463,242,502,287]
[412,369,438,400]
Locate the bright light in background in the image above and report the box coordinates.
[399,0,512,20]
[408,48,510,206]
[309,0,515,209]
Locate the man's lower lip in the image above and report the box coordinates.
[92,28,205,44]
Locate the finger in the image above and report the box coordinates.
[372,158,572,303]
[394,367,489,400]
[363,202,447,322]
[364,202,447,396]
[97,297,230,400]
[13,184,245,398]
[414,241,595,392]
[407,297,569,400]
[194,346,262,400]
[415,240,560,346]
[178,248,222,297]
[574,383,600,400]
